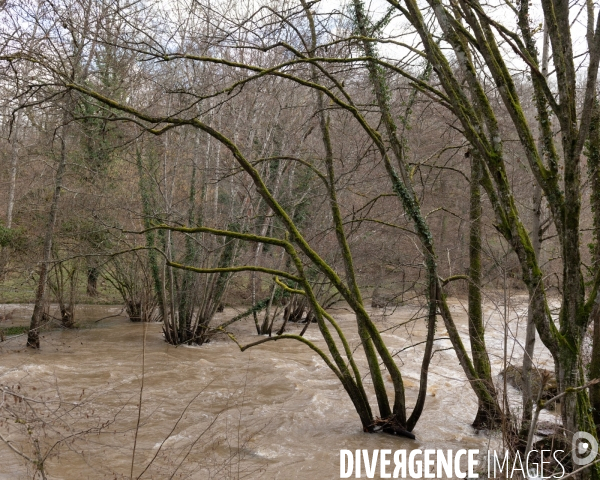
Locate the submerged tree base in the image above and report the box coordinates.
[370,416,416,440]
[472,404,503,430]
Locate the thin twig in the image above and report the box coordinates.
[136,383,212,479]
[560,458,600,479]
[0,430,36,463]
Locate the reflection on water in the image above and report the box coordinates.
[0,298,556,479]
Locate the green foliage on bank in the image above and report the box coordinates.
[1,326,29,336]
[0,223,26,251]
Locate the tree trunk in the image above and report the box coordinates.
[469,152,497,429]
[86,266,99,297]
[587,97,600,434]
[351,0,503,429]
[0,111,20,279]
[27,110,70,348]
[521,181,541,435]
[136,147,165,320]
[521,24,549,436]
[60,303,75,329]
[6,111,20,230]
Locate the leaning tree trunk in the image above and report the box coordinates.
[299,0,401,427]
[350,0,503,428]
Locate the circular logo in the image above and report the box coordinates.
[572,431,599,466]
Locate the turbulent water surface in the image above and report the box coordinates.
[0,297,556,479]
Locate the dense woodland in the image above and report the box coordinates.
[1,0,600,476]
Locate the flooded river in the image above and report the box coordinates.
[0,297,556,479]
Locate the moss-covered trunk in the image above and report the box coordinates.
[469,152,497,428]
[136,148,165,320]
[351,0,503,428]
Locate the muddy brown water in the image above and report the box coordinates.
[0,298,555,479]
